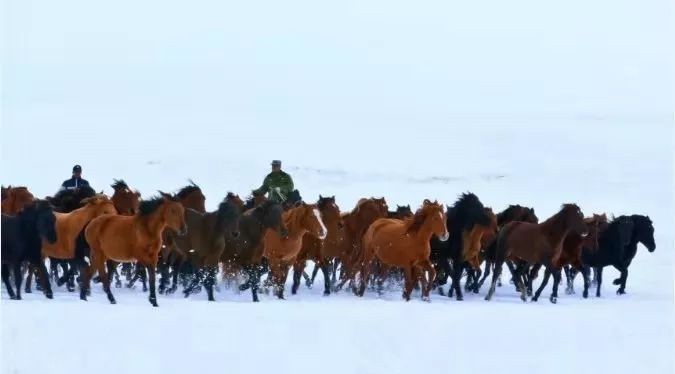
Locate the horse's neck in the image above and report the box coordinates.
[69,205,100,230]
[284,209,307,239]
[409,217,435,243]
[540,215,570,248]
[138,209,168,239]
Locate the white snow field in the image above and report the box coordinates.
[2,0,673,373]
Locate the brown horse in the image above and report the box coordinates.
[388,205,413,219]
[264,203,327,299]
[174,199,241,301]
[111,179,141,215]
[1,186,35,215]
[530,213,607,297]
[291,195,344,295]
[176,181,206,213]
[358,200,449,300]
[225,192,246,212]
[485,204,589,303]
[334,197,388,291]
[81,193,187,306]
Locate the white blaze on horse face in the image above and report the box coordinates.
[313,208,328,239]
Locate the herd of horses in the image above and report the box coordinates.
[1,179,656,307]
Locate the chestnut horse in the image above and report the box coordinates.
[81,193,187,307]
[176,180,206,213]
[264,203,327,299]
[485,203,589,303]
[530,213,605,299]
[108,179,141,287]
[1,186,35,215]
[291,195,343,295]
[334,197,388,292]
[359,200,449,301]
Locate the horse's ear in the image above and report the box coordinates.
[331,195,335,200]
[81,197,93,205]
[319,194,323,199]
[423,199,431,205]
[158,190,172,200]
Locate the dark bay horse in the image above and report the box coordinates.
[574,214,655,297]
[1,186,35,215]
[221,201,287,302]
[485,204,589,303]
[430,193,493,301]
[81,193,187,307]
[264,203,327,299]
[2,200,57,299]
[175,199,241,301]
[360,200,449,300]
[387,205,413,219]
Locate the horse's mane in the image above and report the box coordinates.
[406,207,428,234]
[176,180,202,199]
[497,204,532,226]
[542,204,580,226]
[139,195,176,216]
[215,200,239,231]
[111,179,130,191]
[447,192,489,230]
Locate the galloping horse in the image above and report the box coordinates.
[431,193,493,300]
[1,186,35,215]
[175,199,241,301]
[176,180,206,213]
[485,204,589,303]
[222,201,287,302]
[81,193,187,307]
[530,213,604,301]
[41,195,117,292]
[2,200,57,300]
[291,195,343,295]
[334,197,388,292]
[388,205,413,219]
[359,200,449,301]
[263,203,327,299]
[108,179,141,287]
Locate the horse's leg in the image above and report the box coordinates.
[169,262,180,294]
[485,259,503,301]
[563,265,574,295]
[32,258,53,299]
[581,265,591,299]
[24,265,33,293]
[505,261,519,292]
[451,261,465,301]
[310,263,320,288]
[421,259,436,301]
[2,263,17,299]
[401,266,414,301]
[591,267,598,286]
[244,265,260,302]
[320,259,332,296]
[291,261,304,295]
[146,263,158,307]
[595,267,603,297]
[11,263,24,300]
[476,260,491,293]
[302,269,311,288]
[107,261,121,288]
[96,255,116,304]
[532,268,551,302]
[549,268,562,304]
[137,264,148,292]
[615,265,628,295]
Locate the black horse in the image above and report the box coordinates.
[430,193,492,301]
[574,215,655,298]
[2,200,57,300]
[225,201,287,302]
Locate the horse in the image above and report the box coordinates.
[529,213,605,301]
[48,185,97,213]
[291,195,343,295]
[1,186,35,215]
[176,180,206,213]
[334,197,388,292]
[40,195,117,292]
[430,192,493,301]
[358,200,449,301]
[221,200,287,302]
[174,199,241,301]
[388,205,413,219]
[574,214,655,297]
[81,193,187,307]
[107,179,141,287]
[485,204,589,303]
[1,200,57,300]
[474,205,539,293]
[225,192,246,212]
[264,203,327,299]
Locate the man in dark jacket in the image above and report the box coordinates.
[252,160,300,204]
[59,165,90,192]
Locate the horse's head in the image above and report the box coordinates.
[318,195,343,230]
[420,199,448,241]
[632,215,655,252]
[111,182,141,215]
[560,204,588,237]
[258,201,288,238]
[216,199,241,239]
[295,203,327,240]
[2,186,35,215]
[159,191,187,236]
[393,204,413,219]
[81,194,118,216]
[225,192,246,213]
[32,199,57,244]
[373,197,388,216]
[176,180,206,213]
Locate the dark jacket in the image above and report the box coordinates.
[253,171,294,203]
[60,177,90,191]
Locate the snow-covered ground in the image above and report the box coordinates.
[2,0,673,373]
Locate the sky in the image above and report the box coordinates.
[1,0,673,198]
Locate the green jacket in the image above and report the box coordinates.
[253,171,294,203]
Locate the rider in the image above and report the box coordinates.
[59,164,90,192]
[252,160,300,204]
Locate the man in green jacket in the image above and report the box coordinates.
[252,160,296,204]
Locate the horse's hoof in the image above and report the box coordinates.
[291,289,298,295]
[323,290,330,296]
[422,296,431,302]
[115,281,122,289]
[208,296,215,302]
[437,288,445,296]
[456,295,463,301]
[565,288,572,295]
[617,289,626,295]
[613,279,621,285]
[252,297,259,302]
[520,295,527,302]
[549,296,557,304]
[149,298,157,307]
[45,292,54,299]
[80,296,87,301]
[24,288,32,294]
[9,295,17,300]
